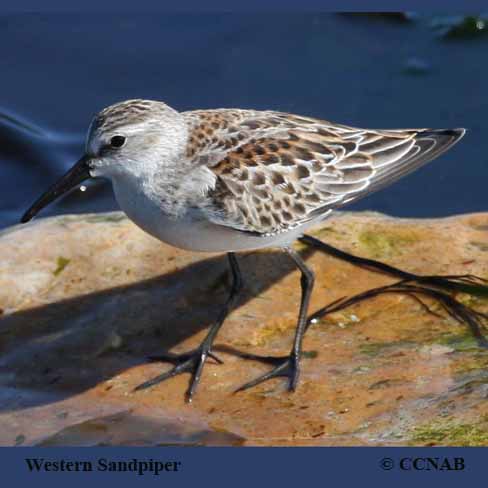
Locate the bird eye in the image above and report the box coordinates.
[110,135,126,148]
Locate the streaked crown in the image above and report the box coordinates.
[91,99,177,134]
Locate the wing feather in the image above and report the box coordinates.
[182,110,464,235]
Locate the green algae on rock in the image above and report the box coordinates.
[53,256,70,276]
[358,229,420,259]
[410,416,488,446]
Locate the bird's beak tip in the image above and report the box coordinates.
[20,155,92,224]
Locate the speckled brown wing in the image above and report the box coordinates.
[183,110,464,236]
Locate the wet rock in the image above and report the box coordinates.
[0,211,487,446]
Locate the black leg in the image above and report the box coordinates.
[236,247,315,393]
[134,252,243,402]
[232,235,488,384]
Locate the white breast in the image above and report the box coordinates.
[111,177,318,253]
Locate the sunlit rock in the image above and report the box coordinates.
[0,211,487,446]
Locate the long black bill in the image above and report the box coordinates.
[20,155,92,223]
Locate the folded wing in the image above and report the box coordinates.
[184,110,465,235]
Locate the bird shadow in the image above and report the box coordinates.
[0,247,315,414]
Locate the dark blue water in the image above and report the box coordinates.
[1,13,487,229]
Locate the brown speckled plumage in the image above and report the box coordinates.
[182,109,460,236]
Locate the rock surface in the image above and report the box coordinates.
[0,211,487,446]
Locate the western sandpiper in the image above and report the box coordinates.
[21,99,466,401]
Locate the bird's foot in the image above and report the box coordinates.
[235,352,300,393]
[134,347,222,402]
